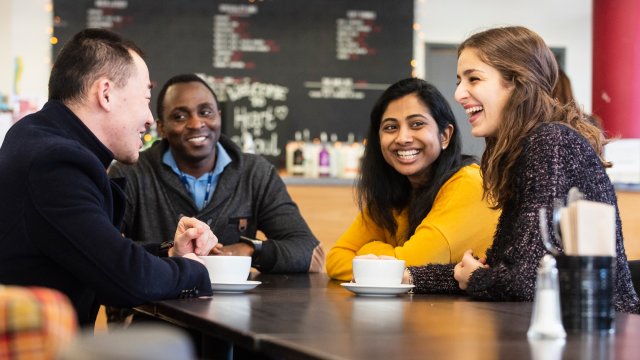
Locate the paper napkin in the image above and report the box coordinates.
[562,199,615,256]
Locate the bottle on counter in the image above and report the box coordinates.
[302,129,319,178]
[318,132,331,178]
[292,131,305,176]
[286,131,304,176]
[342,132,361,179]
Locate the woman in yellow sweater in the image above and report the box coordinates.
[326,78,499,285]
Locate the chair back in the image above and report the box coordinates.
[0,286,78,359]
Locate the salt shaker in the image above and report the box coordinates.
[527,254,566,339]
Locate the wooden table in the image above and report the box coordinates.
[135,273,640,360]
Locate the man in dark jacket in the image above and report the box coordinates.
[0,29,217,327]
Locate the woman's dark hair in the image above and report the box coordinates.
[358,77,474,240]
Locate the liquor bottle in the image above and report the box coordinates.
[342,132,359,179]
[301,129,317,177]
[318,132,331,178]
[292,131,305,176]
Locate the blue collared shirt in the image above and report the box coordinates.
[163,143,231,210]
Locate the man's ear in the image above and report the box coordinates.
[96,79,112,111]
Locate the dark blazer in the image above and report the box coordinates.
[0,101,212,326]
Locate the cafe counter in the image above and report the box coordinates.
[283,178,640,260]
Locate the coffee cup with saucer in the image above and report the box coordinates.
[199,255,261,293]
[341,257,414,296]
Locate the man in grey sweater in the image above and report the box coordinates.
[109,73,325,275]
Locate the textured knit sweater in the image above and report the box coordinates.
[326,164,499,281]
[409,123,640,314]
[108,137,324,273]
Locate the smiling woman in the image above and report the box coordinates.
[378,93,453,188]
[414,25,640,314]
[455,48,513,139]
[326,78,499,286]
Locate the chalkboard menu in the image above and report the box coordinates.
[52,0,413,166]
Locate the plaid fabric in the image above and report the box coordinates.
[0,286,77,360]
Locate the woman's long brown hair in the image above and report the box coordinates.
[458,26,608,209]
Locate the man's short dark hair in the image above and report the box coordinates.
[156,74,219,121]
[48,28,144,105]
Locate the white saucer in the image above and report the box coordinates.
[340,283,414,296]
[211,280,261,293]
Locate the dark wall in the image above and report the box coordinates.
[52,0,413,167]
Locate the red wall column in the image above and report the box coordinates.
[593,0,640,138]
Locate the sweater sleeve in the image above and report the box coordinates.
[252,163,324,273]
[465,125,572,301]
[402,166,499,295]
[326,211,388,281]
[390,165,497,265]
[408,264,465,295]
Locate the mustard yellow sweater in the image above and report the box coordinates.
[326,164,499,281]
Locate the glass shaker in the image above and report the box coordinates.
[527,254,567,339]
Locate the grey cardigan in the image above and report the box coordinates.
[109,136,324,273]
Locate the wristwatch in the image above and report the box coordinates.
[239,236,262,256]
[159,241,174,257]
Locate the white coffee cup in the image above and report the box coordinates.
[199,256,251,284]
[352,258,405,286]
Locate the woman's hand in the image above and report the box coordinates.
[453,250,489,290]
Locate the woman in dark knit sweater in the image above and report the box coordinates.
[406,26,639,314]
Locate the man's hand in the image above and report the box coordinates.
[215,242,254,256]
[169,217,218,257]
